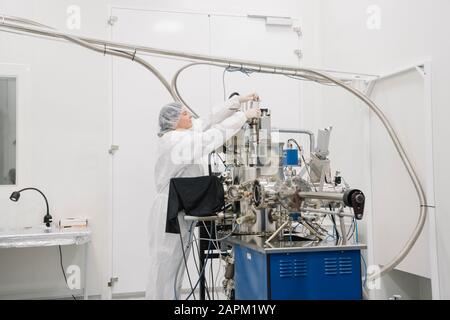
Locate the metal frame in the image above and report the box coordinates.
[366,60,440,299]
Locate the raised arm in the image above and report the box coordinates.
[197,93,259,131]
[170,107,260,165]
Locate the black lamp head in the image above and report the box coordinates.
[228,92,240,99]
[10,191,21,202]
[9,188,53,228]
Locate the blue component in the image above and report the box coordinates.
[283,148,299,166]
[234,246,363,300]
[234,245,268,300]
[289,212,301,221]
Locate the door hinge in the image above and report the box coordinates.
[108,16,118,26]
[293,26,303,37]
[108,277,119,287]
[109,145,119,155]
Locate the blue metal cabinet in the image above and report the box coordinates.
[234,244,363,300]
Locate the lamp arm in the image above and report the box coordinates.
[17,187,50,215]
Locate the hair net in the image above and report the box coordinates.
[158,102,183,137]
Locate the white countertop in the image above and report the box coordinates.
[0,225,92,248]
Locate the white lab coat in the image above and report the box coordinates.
[145,97,247,299]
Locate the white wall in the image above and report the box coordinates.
[0,0,318,298]
[316,0,450,299]
[429,0,450,301]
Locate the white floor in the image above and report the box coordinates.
[111,289,227,300]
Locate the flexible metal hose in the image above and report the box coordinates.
[170,57,429,281]
[298,69,428,280]
[0,14,428,281]
[0,15,176,100]
[171,62,337,118]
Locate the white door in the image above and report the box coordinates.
[369,69,432,278]
[111,8,211,295]
[111,8,303,295]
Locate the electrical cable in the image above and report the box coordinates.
[213,222,224,300]
[175,221,196,300]
[200,224,212,300]
[58,245,77,300]
[191,227,212,300]
[329,205,340,245]
[186,223,214,300]
[347,218,356,241]
[175,220,201,300]
[192,223,238,242]
[201,221,225,300]
[210,250,214,300]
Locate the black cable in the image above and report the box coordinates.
[287,138,302,153]
[186,223,213,300]
[329,205,340,245]
[191,229,212,300]
[330,215,339,246]
[347,218,356,241]
[210,251,214,300]
[200,224,212,300]
[177,222,196,300]
[58,245,77,300]
[199,222,214,300]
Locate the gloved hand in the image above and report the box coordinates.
[239,93,260,103]
[245,107,261,120]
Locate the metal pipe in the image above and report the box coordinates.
[0,14,428,281]
[273,128,315,155]
[298,191,345,202]
[300,208,354,218]
[0,17,338,80]
[265,220,290,245]
[170,62,333,118]
[300,220,325,241]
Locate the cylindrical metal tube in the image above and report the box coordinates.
[274,128,315,155]
[298,191,345,202]
[265,221,290,244]
[300,208,354,218]
[339,216,347,245]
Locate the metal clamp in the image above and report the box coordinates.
[107,16,118,26]
[108,145,119,155]
[108,277,118,287]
